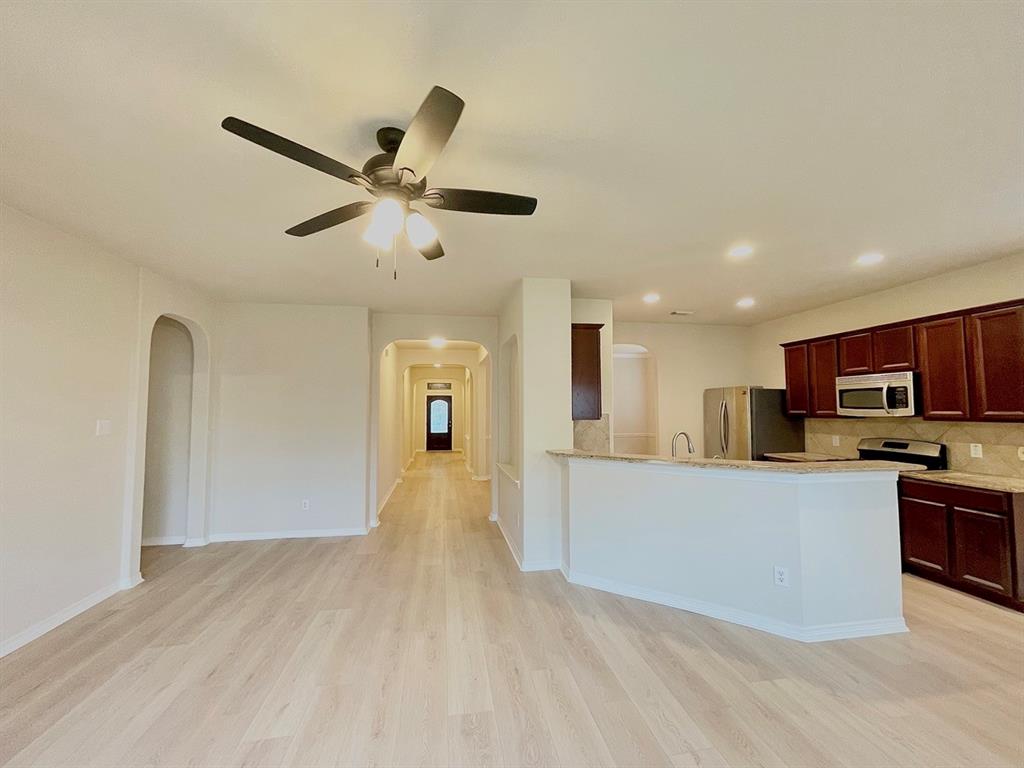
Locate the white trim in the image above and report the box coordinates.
[494,514,523,568]
[492,515,559,572]
[488,511,498,522]
[472,474,492,481]
[1,580,124,658]
[182,537,209,548]
[521,559,561,572]
[378,478,401,515]
[370,517,380,528]
[141,535,186,546]
[496,462,520,488]
[120,571,144,589]
[208,528,368,542]
[567,570,908,643]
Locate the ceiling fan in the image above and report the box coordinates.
[221,86,537,267]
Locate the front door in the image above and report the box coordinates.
[426,395,453,451]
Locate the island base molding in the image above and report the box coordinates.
[566,569,908,643]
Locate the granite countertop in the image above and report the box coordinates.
[762,451,849,462]
[901,470,1024,494]
[547,449,923,474]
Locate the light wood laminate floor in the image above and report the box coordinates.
[2,452,1022,767]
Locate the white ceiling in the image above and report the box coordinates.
[1,2,1021,324]
[393,339,482,351]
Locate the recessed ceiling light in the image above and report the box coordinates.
[433,363,442,368]
[728,243,755,260]
[642,292,661,304]
[736,297,756,309]
[428,336,446,348]
[856,251,885,267]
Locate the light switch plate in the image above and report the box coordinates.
[1018,446,1024,462]
[970,443,983,458]
[95,419,112,436]
[831,435,840,447]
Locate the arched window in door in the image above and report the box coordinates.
[430,398,449,433]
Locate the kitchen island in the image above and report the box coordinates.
[549,449,923,642]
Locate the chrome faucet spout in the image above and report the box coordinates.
[671,430,695,457]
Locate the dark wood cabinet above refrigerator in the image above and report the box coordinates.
[782,299,1024,421]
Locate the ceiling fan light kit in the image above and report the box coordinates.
[221,86,537,276]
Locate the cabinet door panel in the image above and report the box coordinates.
[571,324,602,421]
[808,339,838,417]
[952,506,1012,595]
[839,332,873,375]
[917,317,970,419]
[783,344,809,416]
[872,325,916,371]
[967,305,1024,421]
[899,497,950,574]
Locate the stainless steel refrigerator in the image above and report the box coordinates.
[702,386,804,460]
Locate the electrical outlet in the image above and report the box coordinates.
[301,499,310,511]
[773,565,790,587]
[970,443,983,458]
[831,435,840,447]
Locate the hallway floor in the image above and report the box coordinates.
[1,452,1022,766]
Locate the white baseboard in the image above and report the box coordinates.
[566,570,908,643]
[208,528,368,543]
[182,537,209,548]
[378,478,400,515]
[488,512,498,522]
[370,517,380,528]
[472,475,491,481]
[492,515,559,573]
[494,514,524,568]
[1,579,124,658]
[120,571,144,590]
[141,536,186,547]
[521,559,561,572]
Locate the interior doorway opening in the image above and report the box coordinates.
[141,316,194,547]
[613,343,659,455]
[376,339,491,520]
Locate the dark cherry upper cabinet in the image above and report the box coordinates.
[967,305,1024,421]
[917,316,970,420]
[571,323,602,421]
[838,332,873,375]
[783,344,809,416]
[808,339,838,417]
[872,325,916,372]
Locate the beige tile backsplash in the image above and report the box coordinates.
[805,418,1024,478]
[574,414,610,453]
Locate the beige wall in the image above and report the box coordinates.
[1,204,139,652]
[613,351,658,455]
[410,369,464,453]
[142,316,193,543]
[210,303,370,537]
[613,322,752,458]
[748,251,1024,388]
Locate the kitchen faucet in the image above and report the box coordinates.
[671,430,695,457]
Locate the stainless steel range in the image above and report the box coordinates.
[856,437,948,470]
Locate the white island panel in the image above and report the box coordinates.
[556,454,908,642]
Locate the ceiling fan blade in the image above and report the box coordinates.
[422,188,537,215]
[222,117,370,186]
[285,201,374,237]
[416,237,445,261]
[393,86,465,181]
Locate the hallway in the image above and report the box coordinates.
[2,453,1021,767]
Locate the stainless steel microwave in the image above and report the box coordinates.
[835,371,916,417]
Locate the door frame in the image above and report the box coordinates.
[426,394,453,451]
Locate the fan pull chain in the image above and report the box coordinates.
[393,235,398,280]
[375,247,380,269]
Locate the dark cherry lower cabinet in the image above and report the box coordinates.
[898,477,1023,610]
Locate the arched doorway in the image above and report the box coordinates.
[141,316,193,547]
[613,343,659,455]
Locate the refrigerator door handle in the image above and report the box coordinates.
[723,399,730,454]
[719,399,727,454]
